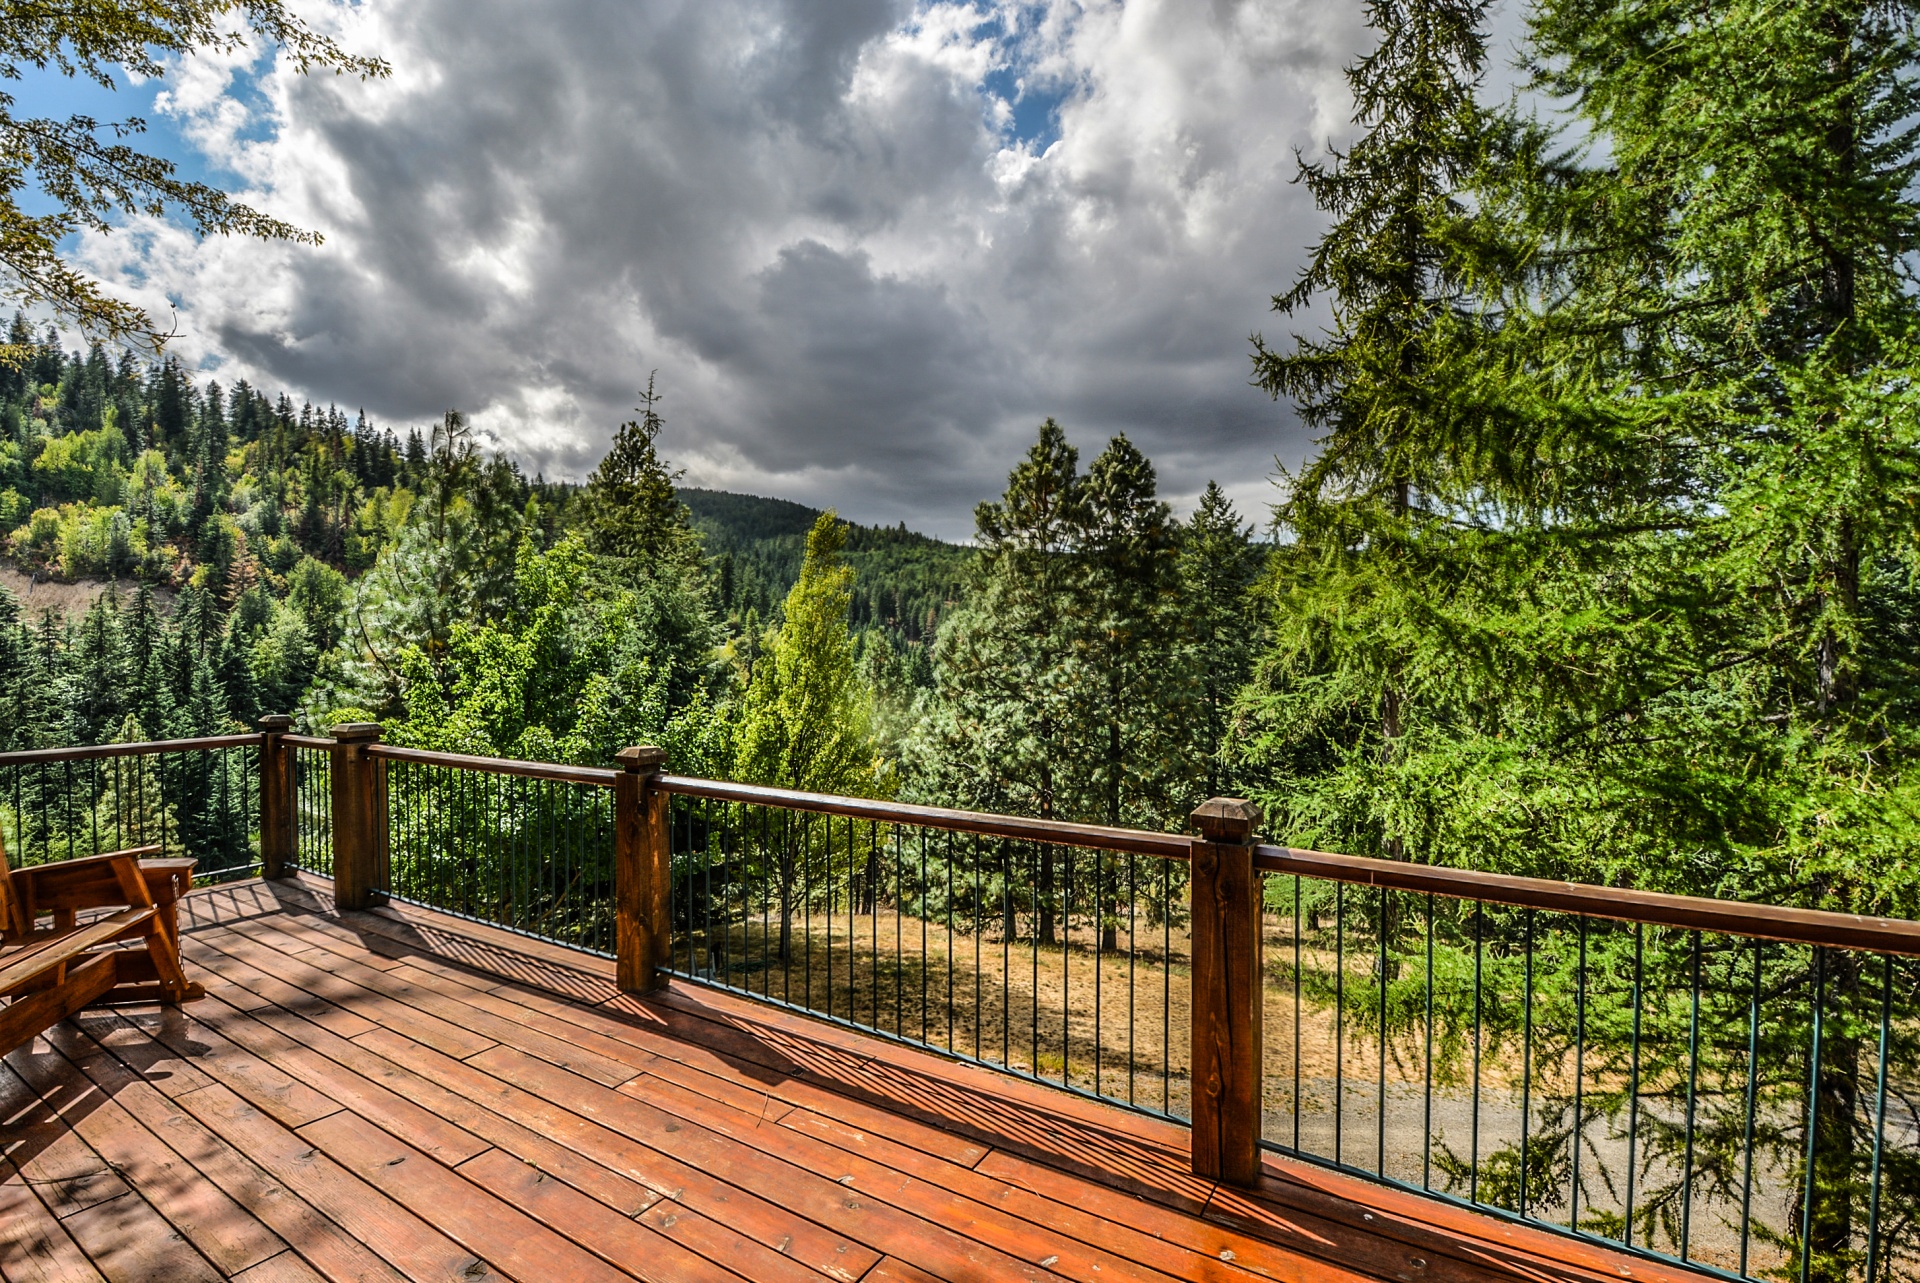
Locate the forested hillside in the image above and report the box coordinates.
[684,487,971,646]
[0,317,1256,828]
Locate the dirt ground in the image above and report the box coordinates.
[0,563,175,622]
[674,905,1805,1277]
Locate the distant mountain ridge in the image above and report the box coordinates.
[679,488,969,644]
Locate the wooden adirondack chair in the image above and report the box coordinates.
[0,836,202,1055]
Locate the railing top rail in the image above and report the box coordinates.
[281,735,335,750]
[0,733,264,767]
[1258,843,1920,957]
[655,774,1195,859]
[365,743,618,788]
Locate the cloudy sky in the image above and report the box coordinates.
[36,0,1521,539]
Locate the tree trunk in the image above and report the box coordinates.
[1038,757,1057,946]
[778,843,793,966]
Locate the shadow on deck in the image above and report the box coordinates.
[2,876,1704,1283]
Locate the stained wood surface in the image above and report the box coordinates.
[3,877,1714,1283]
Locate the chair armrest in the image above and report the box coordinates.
[0,907,156,994]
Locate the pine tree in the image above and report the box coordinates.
[66,593,127,745]
[1246,0,1920,1272]
[1180,483,1262,799]
[917,421,1087,835]
[583,375,700,576]
[1079,434,1187,828]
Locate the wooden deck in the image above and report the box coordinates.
[1,877,1703,1283]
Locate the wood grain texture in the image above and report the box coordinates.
[2,875,1714,1283]
[1188,832,1261,1186]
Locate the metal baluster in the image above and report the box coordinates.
[1571,916,1588,1233]
[1797,948,1827,1283]
[1864,953,1893,1283]
[1624,921,1644,1244]
[1739,941,1761,1279]
[1470,902,1485,1202]
[1680,931,1701,1260]
[1378,885,1389,1176]
[1335,880,1346,1167]
[1519,907,1533,1218]
[1423,892,1436,1188]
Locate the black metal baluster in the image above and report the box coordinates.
[1797,947,1826,1283]
[1470,902,1485,1202]
[1864,953,1893,1283]
[1378,885,1389,1177]
[1519,907,1534,1218]
[1423,891,1435,1188]
[1335,880,1346,1167]
[1625,921,1644,1245]
[1739,941,1761,1279]
[1571,916,1588,1233]
[1680,930,1701,1261]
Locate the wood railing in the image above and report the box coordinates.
[9,719,1919,1281]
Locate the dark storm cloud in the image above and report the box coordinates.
[96,0,1373,536]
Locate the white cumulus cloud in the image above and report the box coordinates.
[76,0,1381,537]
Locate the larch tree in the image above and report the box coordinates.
[1245,0,1498,861]
[732,511,877,797]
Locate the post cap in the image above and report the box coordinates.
[258,714,293,731]
[617,745,667,772]
[1190,798,1262,843]
[330,722,383,743]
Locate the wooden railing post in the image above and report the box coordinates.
[615,745,669,993]
[1190,796,1264,1186]
[330,723,389,911]
[258,715,295,879]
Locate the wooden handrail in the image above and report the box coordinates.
[1255,844,1920,957]
[364,743,619,788]
[0,734,264,766]
[654,774,1197,859]
[281,735,336,750]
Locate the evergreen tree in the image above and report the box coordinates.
[1180,483,1262,798]
[1245,0,1498,860]
[583,375,699,575]
[1244,0,1920,1273]
[733,512,877,796]
[66,593,127,745]
[1078,434,1187,828]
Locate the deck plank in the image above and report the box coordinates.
[230,1252,331,1283]
[0,1157,106,1283]
[294,929,1000,1172]
[293,1113,631,1283]
[6,1035,287,1276]
[57,1191,225,1283]
[6,880,1715,1283]
[468,1043,1125,1283]
[0,1061,131,1217]
[188,926,496,1060]
[355,1028,881,1283]
[178,939,661,1218]
[184,988,491,1167]
[36,1021,413,1283]
[219,919,643,1086]
[454,1147,751,1283]
[171,1083,494,1282]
